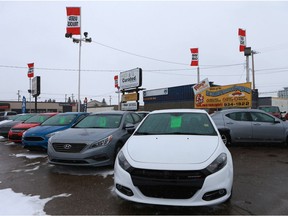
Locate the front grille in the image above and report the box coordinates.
[130,168,208,199]
[51,159,89,164]
[52,143,87,153]
[24,137,44,141]
[11,128,25,132]
[9,134,21,140]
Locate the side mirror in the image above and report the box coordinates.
[124,123,135,134]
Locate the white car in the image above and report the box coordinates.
[114,109,233,206]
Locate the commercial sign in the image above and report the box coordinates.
[27,63,34,78]
[143,88,168,97]
[119,68,142,90]
[122,92,139,102]
[22,96,26,113]
[194,82,252,109]
[66,7,81,35]
[190,48,199,66]
[121,102,138,111]
[192,78,210,94]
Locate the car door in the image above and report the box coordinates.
[250,111,285,142]
[224,111,253,142]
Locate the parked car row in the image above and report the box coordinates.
[0,109,233,207]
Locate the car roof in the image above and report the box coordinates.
[89,110,132,115]
[150,109,208,114]
[214,108,266,114]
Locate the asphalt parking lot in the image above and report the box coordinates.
[0,137,288,215]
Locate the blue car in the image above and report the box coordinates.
[22,112,89,151]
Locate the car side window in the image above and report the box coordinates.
[131,113,142,123]
[250,112,275,123]
[226,112,250,121]
[125,114,134,124]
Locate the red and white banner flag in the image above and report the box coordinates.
[66,7,81,35]
[114,75,119,89]
[190,48,199,66]
[238,28,246,52]
[27,63,34,78]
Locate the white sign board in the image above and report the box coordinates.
[143,88,168,97]
[121,102,138,111]
[119,68,142,90]
[192,78,210,94]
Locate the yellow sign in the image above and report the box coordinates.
[122,92,138,102]
[194,82,252,109]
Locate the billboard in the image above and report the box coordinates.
[119,68,142,90]
[194,82,252,109]
[32,76,41,97]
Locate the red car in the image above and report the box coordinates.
[8,113,57,143]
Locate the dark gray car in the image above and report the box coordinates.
[211,108,288,145]
[48,111,142,167]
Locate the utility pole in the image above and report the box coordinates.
[251,50,259,90]
[244,47,252,83]
[17,90,21,101]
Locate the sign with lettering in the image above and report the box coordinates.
[121,102,139,111]
[119,68,142,90]
[66,7,81,35]
[194,82,252,109]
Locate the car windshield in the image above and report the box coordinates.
[24,115,52,123]
[74,114,122,128]
[41,114,77,126]
[134,112,217,136]
[7,115,19,120]
[15,114,34,121]
[259,107,279,113]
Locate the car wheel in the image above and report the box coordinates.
[113,143,123,165]
[221,133,231,145]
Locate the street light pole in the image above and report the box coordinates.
[78,36,82,112]
[65,32,91,112]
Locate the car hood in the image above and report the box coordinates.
[12,123,40,129]
[25,125,70,136]
[51,128,119,143]
[126,135,220,164]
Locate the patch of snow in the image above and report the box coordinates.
[0,188,71,215]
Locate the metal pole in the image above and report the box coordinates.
[246,55,250,83]
[197,66,200,83]
[29,78,32,113]
[251,51,255,90]
[78,38,82,112]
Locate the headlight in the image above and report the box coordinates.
[46,132,57,138]
[118,151,132,172]
[90,135,112,149]
[206,153,227,174]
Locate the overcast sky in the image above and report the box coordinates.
[1,1,288,105]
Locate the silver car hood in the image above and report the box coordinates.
[51,128,118,143]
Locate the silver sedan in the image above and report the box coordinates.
[47,111,142,167]
[211,108,288,145]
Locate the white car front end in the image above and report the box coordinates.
[114,134,233,206]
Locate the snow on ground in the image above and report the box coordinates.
[14,152,47,159]
[0,188,71,215]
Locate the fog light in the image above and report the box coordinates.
[202,189,227,201]
[116,184,134,197]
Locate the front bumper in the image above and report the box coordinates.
[114,158,233,206]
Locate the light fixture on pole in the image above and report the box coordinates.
[65,32,92,112]
[65,7,91,112]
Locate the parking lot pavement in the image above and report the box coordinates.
[0,137,288,215]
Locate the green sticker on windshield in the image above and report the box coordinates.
[170,116,182,128]
[99,117,107,127]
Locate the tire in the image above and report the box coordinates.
[221,132,231,145]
